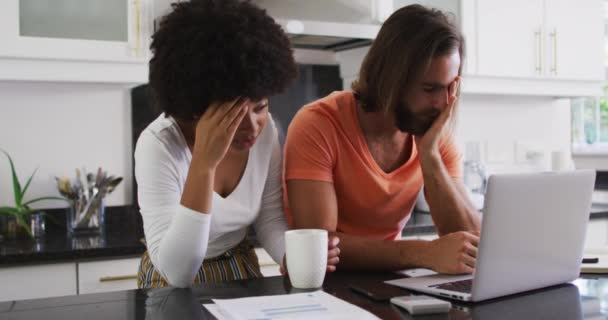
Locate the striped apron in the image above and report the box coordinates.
[137,238,263,289]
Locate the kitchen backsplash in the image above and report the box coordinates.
[455,94,572,175]
[0,81,133,209]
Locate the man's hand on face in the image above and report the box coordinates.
[414,76,461,163]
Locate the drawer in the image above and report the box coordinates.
[78,257,141,294]
[254,248,280,277]
[260,265,281,277]
[0,263,76,302]
[585,220,608,251]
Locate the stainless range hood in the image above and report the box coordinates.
[275,18,377,51]
[252,0,388,52]
[287,34,372,52]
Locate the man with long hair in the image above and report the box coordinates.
[284,5,481,273]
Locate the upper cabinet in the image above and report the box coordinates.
[475,0,604,82]
[544,0,604,81]
[0,0,153,83]
[394,0,605,96]
[256,0,605,97]
[1,0,604,92]
[475,0,545,79]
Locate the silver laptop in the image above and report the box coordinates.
[386,170,596,302]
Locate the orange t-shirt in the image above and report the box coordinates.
[283,91,462,240]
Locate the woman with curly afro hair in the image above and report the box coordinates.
[134,0,339,288]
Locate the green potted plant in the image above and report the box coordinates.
[0,150,67,239]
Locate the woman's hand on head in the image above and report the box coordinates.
[192,97,249,171]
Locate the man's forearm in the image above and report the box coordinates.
[420,154,481,235]
[330,231,431,271]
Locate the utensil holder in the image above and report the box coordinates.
[67,197,105,236]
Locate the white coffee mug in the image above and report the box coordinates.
[551,150,573,171]
[285,229,328,289]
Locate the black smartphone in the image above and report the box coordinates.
[349,283,411,302]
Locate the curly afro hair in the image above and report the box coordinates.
[149,0,297,120]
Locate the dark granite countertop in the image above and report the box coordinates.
[590,203,608,219]
[402,210,437,236]
[0,206,145,267]
[1,271,606,319]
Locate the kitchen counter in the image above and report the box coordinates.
[3,205,608,267]
[404,203,608,237]
[1,271,606,319]
[402,210,437,236]
[0,207,438,267]
[0,206,145,267]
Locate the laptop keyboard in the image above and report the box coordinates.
[429,279,473,293]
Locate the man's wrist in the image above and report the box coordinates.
[400,239,434,269]
[419,151,442,170]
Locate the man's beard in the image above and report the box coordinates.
[394,103,440,135]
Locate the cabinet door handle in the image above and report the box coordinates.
[128,0,142,57]
[550,29,558,75]
[535,28,542,75]
[99,275,138,282]
[259,262,278,267]
[134,0,141,57]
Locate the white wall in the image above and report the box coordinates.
[0,81,133,209]
[455,94,572,174]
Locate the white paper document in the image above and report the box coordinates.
[204,304,234,319]
[203,291,379,320]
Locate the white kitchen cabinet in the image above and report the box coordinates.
[254,247,281,277]
[475,0,604,82]
[0,0,153,83]
[476,0,544,79]
[543,0,605,81]
[0,257,141,302]
[369,0,604,96]
[0,263,77,302]
[0,250,280,302]
[585,220,608,251]
[77,257,140,295]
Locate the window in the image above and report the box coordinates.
[571,2,608,154]
[572,91,608,154]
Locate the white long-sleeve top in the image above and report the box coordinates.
[134,114,287,287]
